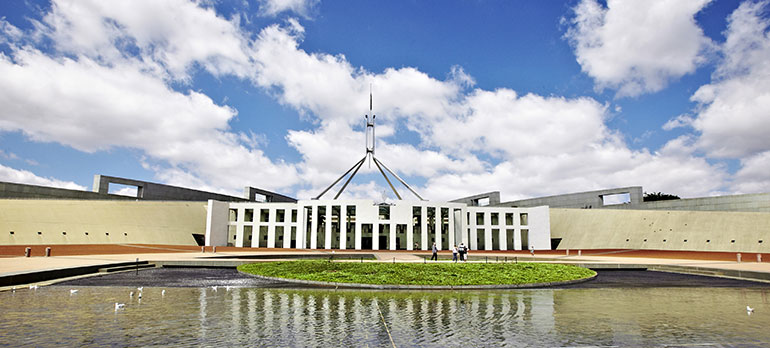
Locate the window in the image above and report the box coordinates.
[260,209,270,222]
[379,205,390,220]
[276,209,285,223]
[476,212,484,225]
[228,209,237,222]
[491,213,499,225]
[291,209,297,223]
[520,213,528,226]
[505,213,513,225]
[244,209,253,222]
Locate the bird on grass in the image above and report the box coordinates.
[115,303,125,311]
[130,291,134,298]
[161,289,166,296]
[211,286,218,292]
[70,289,78,294]
[29,285,39,290]
[747,305,755,315]
[137,287,143,292]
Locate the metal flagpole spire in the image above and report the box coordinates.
[315,87,425,200]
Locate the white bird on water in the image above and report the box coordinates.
[115,302,125,311]
[70,289,78,294]
[747,305,755,315]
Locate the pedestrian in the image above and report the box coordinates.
[414,242,419,250]
[464,244,469,262]
[431,242,438,261]
[529,245,535,256]
[452,245,458,262]
[458,242,465,262]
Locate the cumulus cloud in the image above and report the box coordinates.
[258,0,319,18]
[0,163,86,190]
[0,0,298,195]
[689,1,770,159]
[565,0,713,97]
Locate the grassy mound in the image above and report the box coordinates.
[237,260,595,286]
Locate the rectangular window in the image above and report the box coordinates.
[412,206,422,249]
[259,226,268,248]
[291,209,297,223]
[520,213,528,226]
[276,209,285,223]
[505,213,514,226]
[260,209,270,223]
[228,209,237,222]
[476,212,484,225]
[476,228,485,250]
[491,212,499,225]
[379,205,390,220]
[245,209,254,222]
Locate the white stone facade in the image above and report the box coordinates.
[206,199,550,251]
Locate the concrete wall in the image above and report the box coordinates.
[499,187,643,209]
[0,199,207,246]
[0,181,133,200]
[93,175,250,202]
[605,192,770,213]
[550,208,770,253]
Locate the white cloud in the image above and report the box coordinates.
[565,0,713,97]
[732,151,770,193]
[38,0,254,81]
[258,0,319,18]
[0,2,299,195]
[690,1,770,159]
[0,163,86,190]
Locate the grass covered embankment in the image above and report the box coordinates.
[237,260,596,286]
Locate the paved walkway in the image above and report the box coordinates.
[1,246,769,289]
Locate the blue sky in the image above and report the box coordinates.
[1,0,769,201]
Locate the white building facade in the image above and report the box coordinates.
[205,199,551,251]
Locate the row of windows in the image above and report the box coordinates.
[470,212,528,226]
[229,206,529,226]
[229,208,298,223]
[8,230,128,236]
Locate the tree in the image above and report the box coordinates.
[643,192,680,202]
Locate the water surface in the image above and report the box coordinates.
[1,286,768,347]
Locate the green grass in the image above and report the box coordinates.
[237,260,596,286]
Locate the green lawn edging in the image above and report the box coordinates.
[237,260,597,289]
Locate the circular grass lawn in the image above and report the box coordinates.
[237,260,596,287]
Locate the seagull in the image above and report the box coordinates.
[70,289,78,294]
[747,305,755,315]
[130,291,134,298]
[29,285,38,290]
[11,287,16,292]
[137,287,143,292]
[225,286,231,291]
[161,289,166,296]
[137,292,142,299]
[115,302,125,311]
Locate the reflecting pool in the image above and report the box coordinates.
[1,286,769,347]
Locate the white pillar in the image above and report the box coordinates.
[390,223,396,250]
[355,221,362,250]
[407,220,414,251]
[340,206,347,250]
[325,205,332,249]
[310,205,318,249]
[421,206,428,250]
[373,222,379,250]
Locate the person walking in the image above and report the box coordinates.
[458,243,466,262]
[431,242,438,261]
[452,245,458,263]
